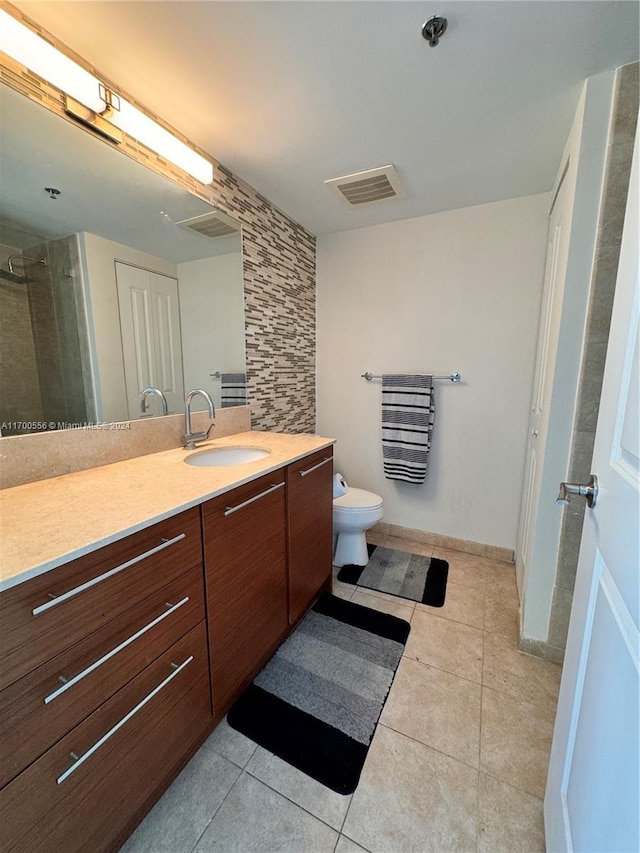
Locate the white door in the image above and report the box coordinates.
[149,271,185,415]
[516,156,576,596]
[116,262,185,418]
[545,120,639,852]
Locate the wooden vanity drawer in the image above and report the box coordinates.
[0,566,205,789]
[0,507,202,691]
[203,470,288,717]
[287,447,334,624]
[0,621,212,853]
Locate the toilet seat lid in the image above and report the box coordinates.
[334,487,383,510]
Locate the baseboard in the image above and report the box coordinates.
[518,635,565,665]
[371,522,514,564]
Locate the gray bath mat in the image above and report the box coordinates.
[228,594,410,794]
[338,544,448,606]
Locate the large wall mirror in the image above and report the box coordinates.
[0,83,246,437]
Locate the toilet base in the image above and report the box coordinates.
[333,530,370,568]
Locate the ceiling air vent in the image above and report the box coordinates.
[325,165,407,207]
[176,210,240,239]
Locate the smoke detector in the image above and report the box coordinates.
[176,210,240,239]
[324,165,407,207]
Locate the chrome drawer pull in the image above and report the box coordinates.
[223,482,284,516]
[56,655,193,785]
[44,597,190,705]
[32,534,186,616]
[299,456,333,477]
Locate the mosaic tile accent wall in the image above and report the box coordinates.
[0,3,316,435]
[210,168,316,433]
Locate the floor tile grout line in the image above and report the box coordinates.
[187,762,245,853]
[208,739,258,771]
[413,610,484,631]
[340,830,375,852]
[475,630,486,853]
[480,675,561,709]
[339,782,357,844]
[478,767,545,801]
[242,763,351,836]
[350,590,415,617]
[481,681,560,718]
[480,631,562,713]
[399,650,483,687]
[410,605,485,630]
[378,721,482,774]
[400,631,559,704]
[477,683,555,800]
[482,628,563,674]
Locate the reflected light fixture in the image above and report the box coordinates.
[0,8,214,185]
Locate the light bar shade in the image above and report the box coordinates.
[0,9,214,185]
[0,9,105,112]
[110,98,214,185]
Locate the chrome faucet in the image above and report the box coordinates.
[138,387,169,416]
[183,389,216,449]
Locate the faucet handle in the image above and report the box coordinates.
[182,423,215,450]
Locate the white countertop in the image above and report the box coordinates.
[0,431,335,592]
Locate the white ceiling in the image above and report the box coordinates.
[12,1,640,236]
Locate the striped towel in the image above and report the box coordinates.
[381,374,435,484]
[220,372,247,407]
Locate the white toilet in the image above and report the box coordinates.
[333,485,384,567]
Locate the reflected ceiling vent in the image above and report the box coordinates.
[325,165,407,206]
[176,210,240,239]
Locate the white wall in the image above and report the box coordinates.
[316,193,549,550]
[177,252,245,409]
[79,232,177,423]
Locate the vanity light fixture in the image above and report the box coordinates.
[63,84,123,145]
[0,8,214,185]
[108,97,214,185]
[0,8,105,111]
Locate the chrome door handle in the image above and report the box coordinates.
[556,474,598,508]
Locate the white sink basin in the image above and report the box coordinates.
[184,447,271,467]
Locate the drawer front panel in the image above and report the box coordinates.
[201,468,286,521]
[0,507,202,691]
[0,567,205,788]
[0,622,212,853]
[203,470,288,715]
[288,448,334,624]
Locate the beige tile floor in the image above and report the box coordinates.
[121,533,562,853]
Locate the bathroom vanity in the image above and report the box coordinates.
[0,432,334,852]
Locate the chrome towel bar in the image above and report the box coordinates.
[361,371,461,383]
